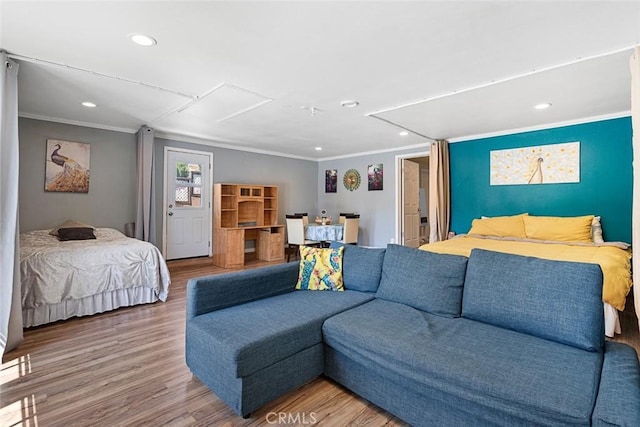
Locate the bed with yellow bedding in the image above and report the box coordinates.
[419,235,632,337]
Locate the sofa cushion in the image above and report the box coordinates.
[296,246,344,291]
[323,299,603,425]
[342,245,386,292]
[187,290,373,377]
[376,244,467,317]
[591,342,640,425]
[462,249,604,351]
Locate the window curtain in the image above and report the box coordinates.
[428,139,451,243]
[1,52,23,355]
[135,126,156,244]
[631,46,640,333]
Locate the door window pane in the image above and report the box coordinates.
[175,162,203,207]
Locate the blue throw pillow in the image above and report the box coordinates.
[462,249,604,351]
[341,245,386,292]
[376,244,468,317]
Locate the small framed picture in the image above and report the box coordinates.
[368,163,383,191]
[325,169,337,193]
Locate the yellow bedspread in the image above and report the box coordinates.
[419,235,632,311]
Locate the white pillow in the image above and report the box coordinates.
[592,216,604,244]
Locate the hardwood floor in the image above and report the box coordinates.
[2,256,638,427]
[1,256,405,427]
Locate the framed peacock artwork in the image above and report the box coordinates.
[45,139,91,193]
[490,141,580,186]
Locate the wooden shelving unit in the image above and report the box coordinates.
[216,184,238,228]
[213,183,284,268]
[263,186,278,226]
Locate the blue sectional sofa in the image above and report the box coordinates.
[185,244,640,425]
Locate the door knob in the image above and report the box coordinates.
[168,212,173,216]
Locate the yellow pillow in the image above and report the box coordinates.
[296,246,344,291]
[523,215,594,243]
[468,214,528,238]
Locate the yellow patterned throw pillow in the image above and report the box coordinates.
[296,246,344,291]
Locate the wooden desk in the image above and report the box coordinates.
[213,225,285,268]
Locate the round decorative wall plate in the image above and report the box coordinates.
[343,169,361,191]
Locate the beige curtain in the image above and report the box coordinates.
[631,46,640,333]
[428,139,450,242]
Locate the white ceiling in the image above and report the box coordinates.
[1,1,639,160]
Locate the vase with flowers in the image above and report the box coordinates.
[316,209,331,225]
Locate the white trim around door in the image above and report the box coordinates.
[395,150,430,246]
[162,147,214,259]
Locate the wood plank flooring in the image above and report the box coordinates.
[2,255,639,427]
[1,256,405,427]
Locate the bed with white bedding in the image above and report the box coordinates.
[20,227,171,327]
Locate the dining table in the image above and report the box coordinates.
[305,223,344,242]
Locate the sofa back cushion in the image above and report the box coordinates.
[342,245,386,292]
[376,244,468,317]
[462,249,604,351]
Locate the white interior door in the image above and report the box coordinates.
[165,149,211,260]
[402,159,420,247]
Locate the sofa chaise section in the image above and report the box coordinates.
[185,261,374,416]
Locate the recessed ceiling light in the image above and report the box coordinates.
[534,103,552,110]
[399,131,409,136]
[341,100,359,108]
[129,33,157,46]
[81,101,97,108]
[315,147,323,151]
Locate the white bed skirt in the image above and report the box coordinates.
[604,302,621,338]
[23,286,620,336]
[23,286,163,328]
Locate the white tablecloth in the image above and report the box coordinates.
[305,224,344,241]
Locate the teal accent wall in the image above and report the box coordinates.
[450,117,632,243]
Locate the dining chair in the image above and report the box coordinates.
[294,212,309,225]
[285,215,320,262]
[338,212,355,224]
[340,215,360,244]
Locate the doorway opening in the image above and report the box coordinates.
[395,152,430,247]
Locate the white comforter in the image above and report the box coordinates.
[20,228,170,309]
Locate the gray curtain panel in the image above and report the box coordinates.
[135,126,156,243]
[0,52,24,355]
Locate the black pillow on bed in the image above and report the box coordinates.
[57,227,97,241]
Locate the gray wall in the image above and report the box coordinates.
[18,118,137,232]
[154,137,318,248]
[17,118,318,247]
[19,117,430,249]
[318,145,430,248]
